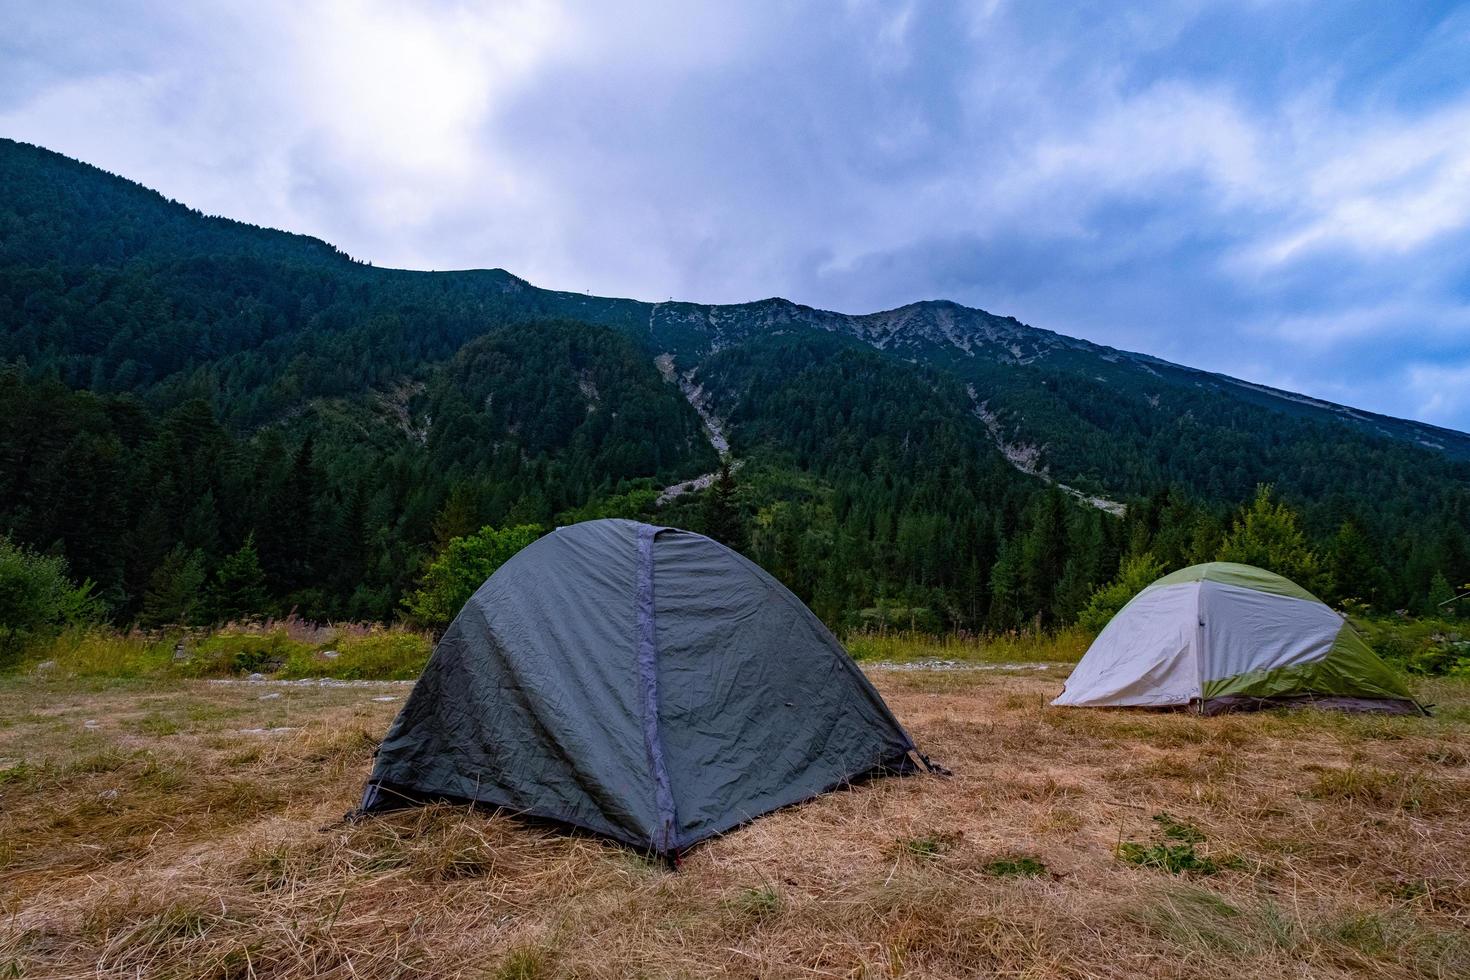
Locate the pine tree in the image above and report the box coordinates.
[433,483,481,549]
[211,533,268,623]
[139,545,206,627]
[1427,572,1455,617]
[701,461,746,551]
[987,542,1024,630]
[1328,519,1382,607]
[262,434,318,591]
[1019,488,1067,625]
[326,482,370,604]
[1216,485,1324,592]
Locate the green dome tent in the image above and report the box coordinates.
[1054,562,1422,715]
[358,519,932,858]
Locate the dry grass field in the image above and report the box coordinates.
[2,666,1468,979]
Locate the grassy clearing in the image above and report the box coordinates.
[844,627,1091,664]
[1,669,1467,978]
[12,620,432,682]
[10,624,1088,682]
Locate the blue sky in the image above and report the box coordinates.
[4,1,1469,430]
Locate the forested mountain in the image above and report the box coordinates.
[2,136,1467,628]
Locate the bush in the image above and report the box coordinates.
[0,536,102,659]
[403,525,543,627]
[855,604,943,633]
[1077,551,1165,634]
[191,630,313,676]
[1354,616,1470,676]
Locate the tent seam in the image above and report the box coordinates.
[636,523,679,854]
[1193,581,1205,713]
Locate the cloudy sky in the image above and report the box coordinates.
[4,1,1470,430]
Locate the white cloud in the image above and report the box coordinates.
[0,1,569,247]
[1254,102,1470,264]
[1025,82,1266,202]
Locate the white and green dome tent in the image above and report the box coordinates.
[1054,562,1422,715]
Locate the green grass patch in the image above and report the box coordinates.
[124,712,182,737]
[0,760,36,786]
[1118,841,1230,875]
[1153,812,1206,843]
[1314,909,1470,974]
[889,832,960,862]
[982,855,1047,878]
[1119,814,1239,875]
[5,624,434,681]
[1304,765,1456,811]
[279,628,430,680]
[18,629,176,678]
[844,628,1090,664]
[491,946,554,980]
[192,630,314,675]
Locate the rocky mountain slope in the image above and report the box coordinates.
[2,136,1467,624]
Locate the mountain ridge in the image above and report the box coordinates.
[3,135,1467,627]
[3,137,1461,461]
[416,258,1470,468]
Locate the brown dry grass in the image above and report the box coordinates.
[2,669,1468,979]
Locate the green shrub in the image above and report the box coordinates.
[402,525,542,627]
[1353,616,1468,676]
[192,631,313,676]
[0,536,102,660]
[1077,552,1165,633]
[855,603,943,633]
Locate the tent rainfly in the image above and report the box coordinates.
[358,519,932,858]
[1054,562,1423,715]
